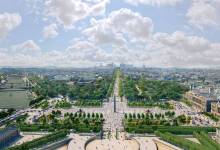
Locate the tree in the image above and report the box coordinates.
[178,115,187,124]
[83,113,86,118]
[47,114,55,123]
[129,113,132,119]
[87,113,90,118]
[92,113,95,118]
[125,113,128,119]
[79,113,82,118]
[39,115,47,124]
[100,113,103,118]
[83,118,89,125]
[141,113,145,119]
[74,113,78,118]
[96,113,99,118]
[133,113,136,119]
[173,118,178,126]
[137,113,141,119]
[150,113,154,119]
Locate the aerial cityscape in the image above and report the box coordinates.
[1,0,220,150]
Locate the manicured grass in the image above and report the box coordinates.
[125,125,216,134]
[155,131,204,150]
[155,131,220,150]
[7,130,69,150]
[196,132,220,150]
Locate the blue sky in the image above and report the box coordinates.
[0,0,220,67]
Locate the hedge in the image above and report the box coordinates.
[7,130,69,150]
[125,125,216,135]
[194,132,220,150]
[19,123,102,133]
[155,131,207,150]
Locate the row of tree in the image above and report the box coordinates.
[74,100,102,107]
[127,101,173,109]
[18,112,104,133]
[55,100,72,108]
[124,112,191,127]
[117,69,123,98]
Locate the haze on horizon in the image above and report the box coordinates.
[0,0,220,68]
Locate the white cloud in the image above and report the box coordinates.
[0,48,8,53]
[83,8,153,46]
[90,0,109,16]
[66,41,110,63]
[44,0,109,28]
[149,31,220,67]
[12,40,41,55]
[43,23,58,39]
[153,31,210,53]
[1,32,220,68]
[0,5,220,68]
[187,0,220,29]
[124,0,182,6]
[0,40,110,67]
[0,13,22,39]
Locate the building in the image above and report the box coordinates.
[0,126,20,149]
[184,88,218,112]
[211,102,220,117]
[184,91,206,112]
[53,75,71,81]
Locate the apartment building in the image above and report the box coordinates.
[184,88,218,112]
[211,102,220,117]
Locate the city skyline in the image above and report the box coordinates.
[0,0,220,68]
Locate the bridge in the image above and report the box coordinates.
[0,75,32,91]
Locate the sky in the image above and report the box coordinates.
[0,0,220,68]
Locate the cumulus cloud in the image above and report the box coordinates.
[153,31,210,53]
[1,5,220,68]
[0,40,109,67]
[0,40,42,67]
[0,13,22,38]
[1,32,220,68]
[83,8,153,46]
[124,0,182,6]
[43,23,58,39]
[44,0,109,28]
[150,31,220,67]
[12,40,41,55]
[187,0,220,29]
[65,40,115,64]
